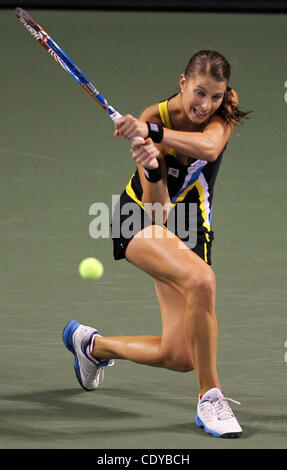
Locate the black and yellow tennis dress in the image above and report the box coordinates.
[111,98,226,265]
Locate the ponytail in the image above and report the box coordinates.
[216,86,251,126]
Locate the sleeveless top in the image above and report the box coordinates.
[124,98,226,244]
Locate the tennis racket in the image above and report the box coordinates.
[15,7,143,140]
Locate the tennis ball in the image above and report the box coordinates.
[78,257,104,280]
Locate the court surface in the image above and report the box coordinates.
[0,8,287,449]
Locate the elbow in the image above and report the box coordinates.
[191,138,220,162]
[207,149,219,162]
[203,142,219,162]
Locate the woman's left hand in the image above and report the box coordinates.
[131,138,160,169]
[114,114,148,140]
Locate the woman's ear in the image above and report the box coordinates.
[179,73,186,92]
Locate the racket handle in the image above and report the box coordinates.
[110,110,144,142]
[110,111,122,122]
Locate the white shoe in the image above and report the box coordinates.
[62,320,114,391]
[195,387,242,438]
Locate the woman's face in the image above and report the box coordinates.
[180,74,227,123]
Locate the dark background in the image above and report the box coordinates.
[1,0,287,11]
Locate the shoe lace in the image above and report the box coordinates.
[93,360,115,387]
[213,396,241,421]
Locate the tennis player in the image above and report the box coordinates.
[63,50,249,438]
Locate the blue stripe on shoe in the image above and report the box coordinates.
[195,414,242,438]
[195,414,222,438]
[62,320,85,388]
[62,320,80,353]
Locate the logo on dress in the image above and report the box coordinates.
[168,167,180,178]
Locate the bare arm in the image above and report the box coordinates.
[129,106,172,219]
[115,90,239,162]
[162,89,238,161]
[162,115,233,162]
[131,138,171,218]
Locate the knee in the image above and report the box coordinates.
[183,266,216,304]
[159,348,194,373]
[167,356,194,373]
[175,358,194,373]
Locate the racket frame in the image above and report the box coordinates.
[15,7,122,122]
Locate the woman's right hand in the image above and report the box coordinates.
[131,138,160,169]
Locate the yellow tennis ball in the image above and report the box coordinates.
[78,257,104,280]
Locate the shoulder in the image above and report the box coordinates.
[139,103,162,123]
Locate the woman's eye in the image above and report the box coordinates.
[195,90,204,97]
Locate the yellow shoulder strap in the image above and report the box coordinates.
[158,100,176,157]
[158,100,172,129]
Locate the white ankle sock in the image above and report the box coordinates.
[85,334,101,364]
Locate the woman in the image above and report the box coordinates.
[63,50,249,438]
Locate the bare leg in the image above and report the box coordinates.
[94,335,163,367]
[94,278,193,372]
[93,225,221,394]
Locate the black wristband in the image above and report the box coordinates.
[146,121,164,143]
[144,159,162,183]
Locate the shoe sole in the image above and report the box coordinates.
[62,320,91,392]
[195,414,242,438]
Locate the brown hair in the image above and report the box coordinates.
[184,50,250,125]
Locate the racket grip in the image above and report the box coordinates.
[110,111,122,122]
[110,111,145,142]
